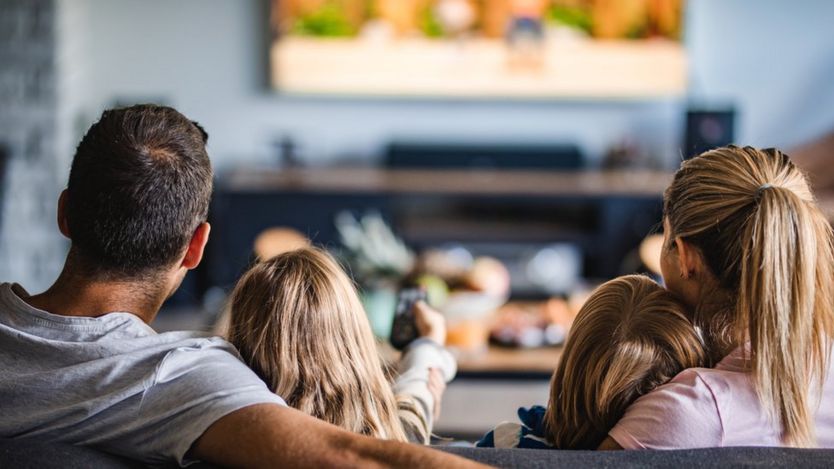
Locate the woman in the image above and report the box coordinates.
[602,145,834,449]
[226,248,456,444]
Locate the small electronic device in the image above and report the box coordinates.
[389,288,428,350]
[684,108,735,159]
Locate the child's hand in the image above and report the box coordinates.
[428,367,446,422]
[413,301,446,346]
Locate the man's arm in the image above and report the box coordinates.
[190,404,487,468]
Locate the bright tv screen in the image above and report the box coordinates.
[269,0,687,99]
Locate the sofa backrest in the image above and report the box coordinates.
[4,437,834,468]
[439,445,834,468]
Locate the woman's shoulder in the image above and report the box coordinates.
[640,364,751,421]
[670,366,737,392]
[637,367,726,414]
[671,359,756,406]
[608,368,726,449]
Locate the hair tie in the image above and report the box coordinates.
[754,183,774,201]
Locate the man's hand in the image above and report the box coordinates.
[413,301,446,346]
[190,403,488,468]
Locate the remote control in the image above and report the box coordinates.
[389,288,428,350]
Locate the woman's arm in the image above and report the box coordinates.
[604,370,722,450]
[597,437,623,450]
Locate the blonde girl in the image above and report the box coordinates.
[226,247,456,444]
[604,145,834,449]
[478,275,707,449]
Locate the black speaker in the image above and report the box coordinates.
[683,108,735,159]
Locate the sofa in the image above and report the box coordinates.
[2,437,834,468]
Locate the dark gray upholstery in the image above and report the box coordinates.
[2,437,833,468]
[439,445,834,468]
[0,438,140,469]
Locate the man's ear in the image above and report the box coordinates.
[57,190,71,239]
[674,237,702,279]
[182,222,211,270]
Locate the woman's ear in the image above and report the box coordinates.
[674,237,703,279]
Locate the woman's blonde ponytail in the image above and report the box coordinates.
[664,146,834,447]
[737,185,828,446]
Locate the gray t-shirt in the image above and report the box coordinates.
[0,283,285,466]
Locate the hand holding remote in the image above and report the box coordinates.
[413,300,447,346]
[390,289,425,350]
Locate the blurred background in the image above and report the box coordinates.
[2,0,834,439]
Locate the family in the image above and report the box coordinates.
[1,104,832,468]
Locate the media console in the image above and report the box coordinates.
[206,167,671,294]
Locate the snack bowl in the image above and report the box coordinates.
[439,291,508,353]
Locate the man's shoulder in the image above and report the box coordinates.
[151,333,247,373]
[0,279,236,358]
[0,320,281,465]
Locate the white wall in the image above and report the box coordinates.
[57,0,92,172]
[686,0,834,148]
[57,0,834,171]
[60,0,682,171]
[0,0,67,291]
[3,0,830,290]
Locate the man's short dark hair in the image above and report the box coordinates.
[66,104,213,278]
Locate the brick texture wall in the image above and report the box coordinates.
[0,0,67,290]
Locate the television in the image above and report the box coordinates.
[269,0,687,99]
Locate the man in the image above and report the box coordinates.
[0,105,481,468]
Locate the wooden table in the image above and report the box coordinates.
[382,342,563,379]
[455,345,562,377]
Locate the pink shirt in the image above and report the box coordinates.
[609,347,834,449]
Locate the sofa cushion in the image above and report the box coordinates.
[3,437,834,468]
[0,437,140,469]
[439,445,834,468]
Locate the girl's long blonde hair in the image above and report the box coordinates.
[664,145,834,447]
[226,247,409,442]
[544,275,706,449]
